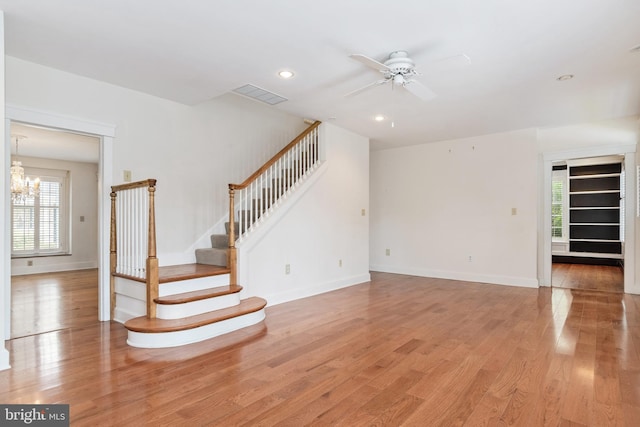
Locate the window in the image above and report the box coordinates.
[12,168,69,256]
[552,168,568,241]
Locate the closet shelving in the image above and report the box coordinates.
[568,162,622,259]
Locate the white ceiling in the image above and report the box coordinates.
[1,0,639,151]
[10,123,99,164]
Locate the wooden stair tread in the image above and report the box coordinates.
[154,284,243,305]
[113,263,230,284]
[124,297,267,333]
[158,263,230,283]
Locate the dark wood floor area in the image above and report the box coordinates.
[552,262,624,293]
[3,271,640,425]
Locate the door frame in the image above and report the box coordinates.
[4,105,115,339]
[541,143,637,293]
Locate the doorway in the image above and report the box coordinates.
[3,106,115,340]
[550,155,624,293]
[9,122,100,337]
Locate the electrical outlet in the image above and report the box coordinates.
[123,170,132,182]
[339,259,342,267]
[361,208,366,216]
[511,207,517,216]
[385,248,390,256]
[468,256,472,262]
[27,260,33,266]
[285,264,290,274]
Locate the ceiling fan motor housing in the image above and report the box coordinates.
[384,51,417,83]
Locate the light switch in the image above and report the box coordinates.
[511,207,517,216]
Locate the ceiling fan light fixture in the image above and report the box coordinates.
[393,74,404,85]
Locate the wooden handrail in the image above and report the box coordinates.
[112,178,157,193]
[226,120,321,286]
[229,120,321,190]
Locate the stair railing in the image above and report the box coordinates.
[110,179,158,319]
[227,120,322,284]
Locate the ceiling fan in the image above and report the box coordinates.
[346,50,437,101]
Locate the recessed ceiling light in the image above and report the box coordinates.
[374,115,386,122]
[556,74,574,81]
[630,44,640,53]
[278,70,294,79]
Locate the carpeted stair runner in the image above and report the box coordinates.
[195,221,238,266]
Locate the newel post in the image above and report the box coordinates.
[109,190,117,320]
[228,185,237,285]
[146,180,159,318]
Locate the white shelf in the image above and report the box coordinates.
[569,172,620,180]
[569,190,620,195]
[569,206,619,210]
[569,223,619,226]
[570,238,621,243]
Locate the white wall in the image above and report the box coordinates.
[10,156,99,275]
[5,56,308,265]
[370,129,539,288]
[240,123,371,304]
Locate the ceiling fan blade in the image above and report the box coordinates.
[403,79,437,101]
[349,54,391,72]
[345,79,389,98]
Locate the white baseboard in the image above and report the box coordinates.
[113,306,140,324]
[265,273,371,307]
[369,265,539,288]
[11,261,97,276]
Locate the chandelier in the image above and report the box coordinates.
[10,135,40,203]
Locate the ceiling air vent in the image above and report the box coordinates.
[232,84,287,105]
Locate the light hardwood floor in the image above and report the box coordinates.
[3,270,640,426]
[10,269,98,338]
[552,262,624,293]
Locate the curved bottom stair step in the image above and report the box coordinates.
[124,297,267,348]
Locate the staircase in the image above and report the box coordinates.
[118,264,266,348]
[110,121,321,349]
